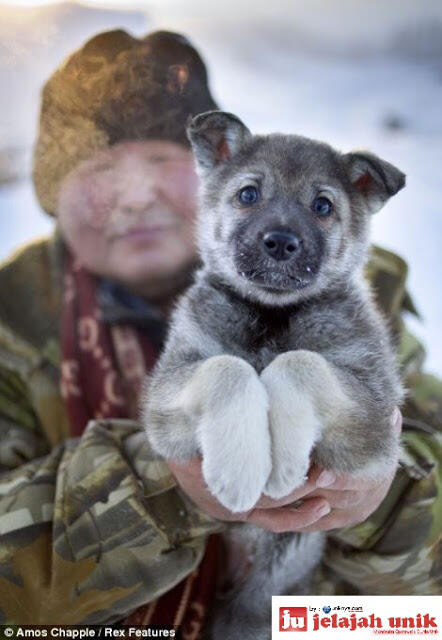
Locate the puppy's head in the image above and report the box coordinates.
[187,111,405,306]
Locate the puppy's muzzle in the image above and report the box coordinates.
[262,228,302,262]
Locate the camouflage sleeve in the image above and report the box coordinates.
[0,364,49,469]
[0,364,221,624]
[318,371,442,595]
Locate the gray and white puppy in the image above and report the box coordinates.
[143,111,405,639]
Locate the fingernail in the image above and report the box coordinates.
[390,407,400,428]
[316,471,336,488]
[316,502,331,516]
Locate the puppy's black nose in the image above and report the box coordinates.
[262,230,302,261]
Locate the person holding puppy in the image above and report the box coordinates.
[0,29,440,629]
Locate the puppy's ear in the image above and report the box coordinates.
[343,151,405,214]
[187,110,251,172]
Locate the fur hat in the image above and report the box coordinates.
[33,29,218,216]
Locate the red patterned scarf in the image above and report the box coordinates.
[60,249,219,636]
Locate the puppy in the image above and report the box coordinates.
[143,111,405,639]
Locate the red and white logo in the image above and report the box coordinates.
[279,607,308,632]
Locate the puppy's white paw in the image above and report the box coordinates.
[198,360,271,513]
[202,435,270,512]
[264,451,310,500]
[263,398,320,499]
[261,354,323,500]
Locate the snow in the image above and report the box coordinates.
[0,0,441,374]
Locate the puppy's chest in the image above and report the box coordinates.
[216,300,348,373]
[225,305,300,372]
[202,285,356,370]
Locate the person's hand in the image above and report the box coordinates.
[297,407,403,532]
[167,455,332,531]
[167,408,402,533]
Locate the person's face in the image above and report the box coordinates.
[58,139,199,296]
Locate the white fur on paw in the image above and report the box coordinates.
[264,452,310,499]
[199,372,271,513]
[263,404,320,499]
[261,362,322,500]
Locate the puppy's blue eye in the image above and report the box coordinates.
[238,186,259,205]
[312,196,333,217]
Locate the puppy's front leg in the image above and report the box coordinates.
[261,350,352,499]
[152,355,272,513]
[192,356,271,512]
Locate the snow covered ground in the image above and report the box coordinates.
[1,0,441,374]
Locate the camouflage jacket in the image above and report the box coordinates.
[0,232,440,624]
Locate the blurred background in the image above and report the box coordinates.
[1,0,441,373]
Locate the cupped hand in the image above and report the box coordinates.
[167,408,402,534]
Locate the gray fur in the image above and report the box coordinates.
[142,111,405,639]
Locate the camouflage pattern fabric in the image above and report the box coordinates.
[315,418,442,594]
[0,233,440,623]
